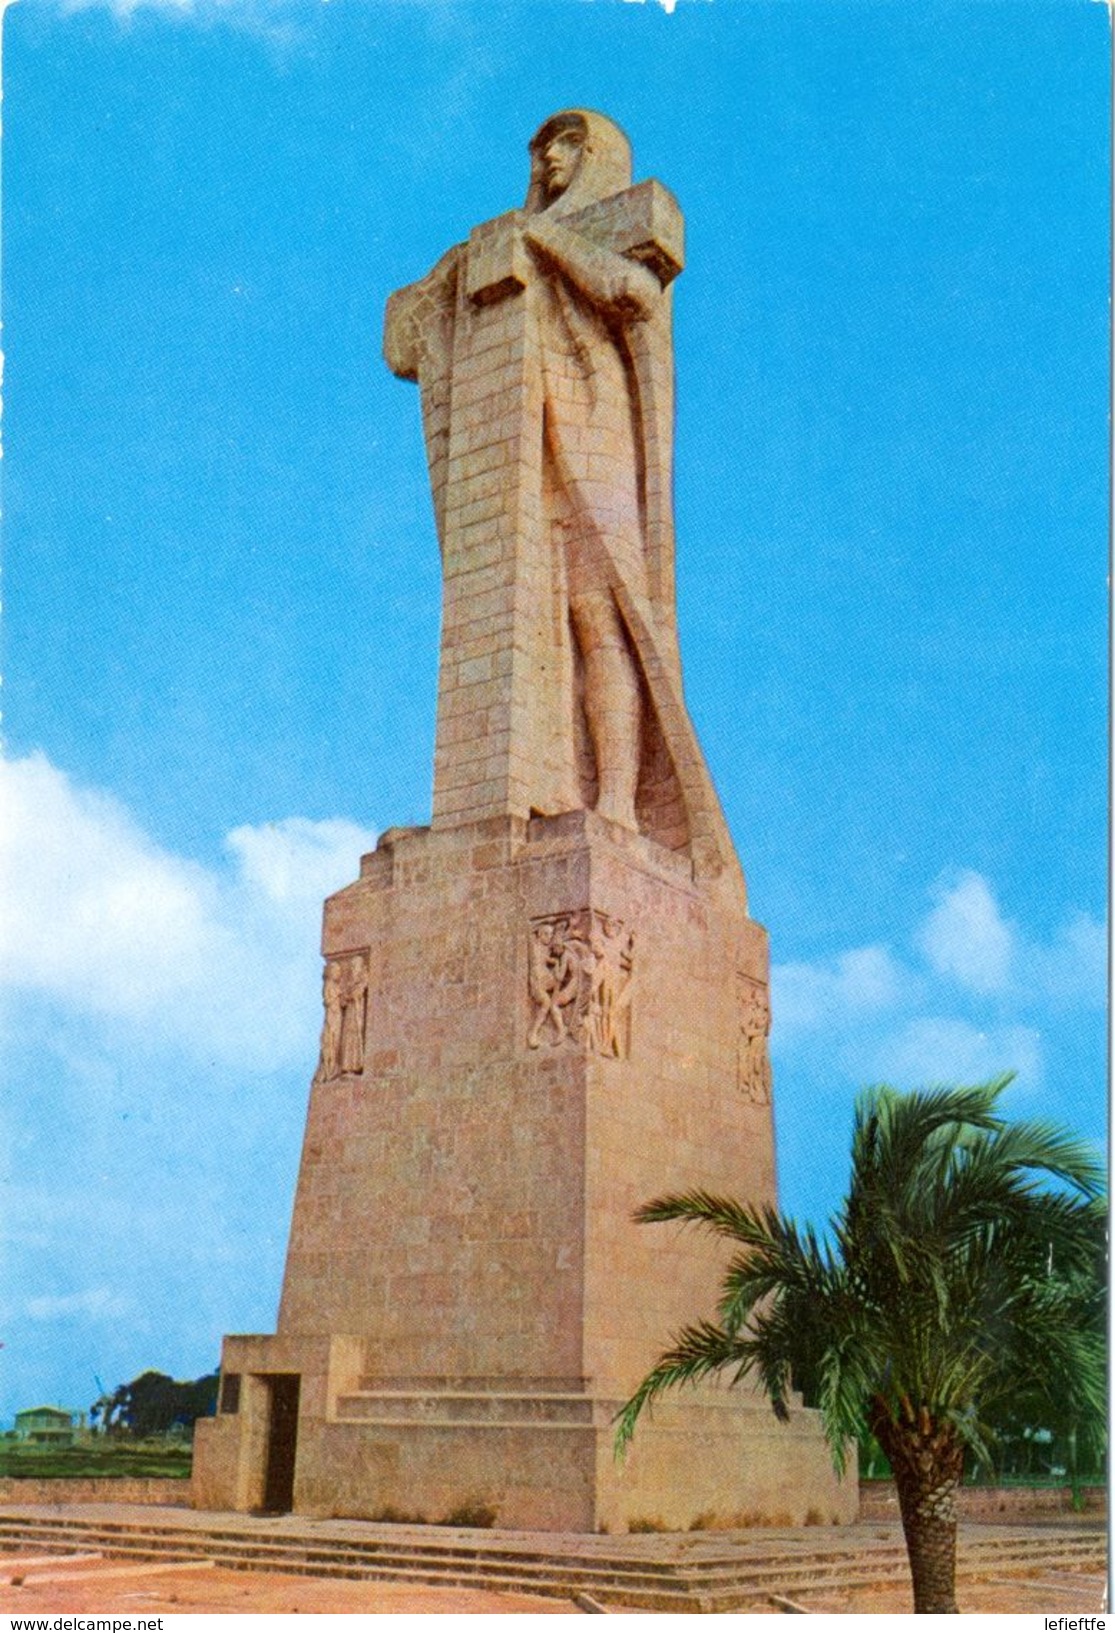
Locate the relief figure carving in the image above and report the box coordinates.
[527,918,580,1048]
[528,910,634,1060]
[738,977,772,1105]
[316,952,369,1080]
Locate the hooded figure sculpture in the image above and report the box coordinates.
[520,111,659,834]
[385,110,743,901]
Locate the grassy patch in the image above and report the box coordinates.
[0,1440,193,1480]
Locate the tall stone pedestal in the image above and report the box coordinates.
[194,811,854,1530]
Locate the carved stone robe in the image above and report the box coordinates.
[385,110,744,903]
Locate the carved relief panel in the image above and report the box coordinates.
[315,951,369,1081]
[528,910,635,1060]
[737,975,772,1105]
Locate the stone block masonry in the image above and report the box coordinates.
[193,109,854,1532]
[196,812,849,1529]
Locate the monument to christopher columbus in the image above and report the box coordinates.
[194,110,851,1531]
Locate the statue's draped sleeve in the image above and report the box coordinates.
[629,284,678,653]
[611,263,743,888]
[383,244,462,559]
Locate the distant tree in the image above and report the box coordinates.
[615,1077,1105,1614]
[975,1201,1106,1490]
[90,1369,219,1439]
[855,1202,1106,1490]
[89,1390,123,1434]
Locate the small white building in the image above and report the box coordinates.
[13,1405,85,1444]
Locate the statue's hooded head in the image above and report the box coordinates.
[525,109,633,216]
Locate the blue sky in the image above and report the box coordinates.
[1,0,1108,1420]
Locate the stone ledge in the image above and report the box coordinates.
[336,1390,597,1426]
[0,1479,189,1506]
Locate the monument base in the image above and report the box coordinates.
[193,812,855,1530]
[193,1335,855,1531]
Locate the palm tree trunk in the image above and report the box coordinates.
[873,1407,963,1613]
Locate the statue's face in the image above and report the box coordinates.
[541,131,584,199]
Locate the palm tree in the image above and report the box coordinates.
[615,1077,1105,1614]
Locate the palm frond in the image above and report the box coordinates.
[622,1078,1105,1504]
[613,1320,750,1454]
[716,1214,836,1333]
[634,1191,782,1243]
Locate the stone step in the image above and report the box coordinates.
[0,1540,852,1598]
[3,1517,1100,1571]
[0,1536,899,1614]
[356,1375,592,1394]
[0,1527,750,1593]
[0,1514,1101,1568]
[0,1514,1102,1612]
[0,1533,1099,1601]
[0,1533,691,1611]
[335,1390,597,1425]
[0,1522,643,1564]
[700,1556,1108,1615]
[232,1560,697,1610]
[0,1517,1101,1579]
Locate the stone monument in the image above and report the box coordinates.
[193,109,853,1532]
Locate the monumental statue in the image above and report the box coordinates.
[193,111,852,1534]
[384,108,741,885]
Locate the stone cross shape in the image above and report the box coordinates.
[384,110,739,891]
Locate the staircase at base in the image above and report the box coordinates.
[0,1509,1105,1613]
[335,1375,600,1429]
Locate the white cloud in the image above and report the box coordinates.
[57,0,307,18]
[0,753,384,1416]
[917,868,1015,995]
[773,944,907,1036]
[0,753,377,1071]
[33,0,328,48]
[860,1017,1043,1094]
[226,817,372,909]
[1027,911,1107,1009]
[53,0,685,24]
[24,1286,134,1323]
[771,868,1099,1098]
[915,869,1105,1009]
